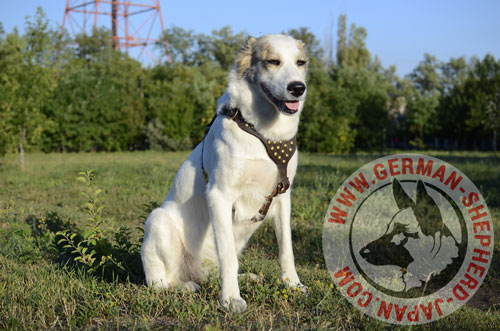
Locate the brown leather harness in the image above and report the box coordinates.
[201,106,297,222]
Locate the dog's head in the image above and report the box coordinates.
[235,34,308,116]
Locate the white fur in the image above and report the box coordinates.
[141,34,308,313]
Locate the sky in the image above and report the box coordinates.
[1,0,499,76]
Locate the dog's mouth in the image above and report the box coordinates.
[260,84,300,114]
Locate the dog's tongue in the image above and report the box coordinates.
[285,101,300,111]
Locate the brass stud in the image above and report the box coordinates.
[286,154,289,157]
[281,149,285,153]
[284,143,287,147]
[279,140,282,144]
[271,146,274,150]
[274,152,278,156]
[273,141,276,144]
[278,156,282,160]
[267,140,271,144]
[289,148,293,152]
[282,160,286,164]
[291,141,294,145]
[245,123,249,127]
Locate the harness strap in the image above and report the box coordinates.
[201,106,297,222]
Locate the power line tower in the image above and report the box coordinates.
[61,0,169,62]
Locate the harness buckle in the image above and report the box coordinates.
[277,177,290,194]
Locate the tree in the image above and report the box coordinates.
[196,26,246,69]
[160,25,197,64]
[74,27,114,62]
[466,54,500,151]
[0,23,14,157]
[330,15,391,149]
[298,59,358,153]
[436,57,473,147]
[296,15,392,152]
[440,57,470,94]
[336,14,347,66]
[286,27,324,60]
[485,91,500,152]
[45,47,146,152]
[0,8,56,169]
[144,62,226,150]
[402,54,442,148]
[409,53,442,93]
[335,14,371,69]
[336,66,391,150]
[403,88,440,149]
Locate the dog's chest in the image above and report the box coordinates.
[237,158,277,192]
[229,157,279,223]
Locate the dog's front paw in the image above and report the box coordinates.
[284,278,309,295]
[292,282,309,295]
[221,296,247,313]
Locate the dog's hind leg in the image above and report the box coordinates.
[141,208,185,289]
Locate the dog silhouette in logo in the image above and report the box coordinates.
[360,179,459,291]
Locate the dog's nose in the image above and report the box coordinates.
[287,81,306,97]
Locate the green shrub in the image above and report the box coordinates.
[55,170,143,282]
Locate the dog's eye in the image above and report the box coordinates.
[297,60,307,66]
[266,59,281,66]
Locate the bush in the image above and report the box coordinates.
[55,170,144,282]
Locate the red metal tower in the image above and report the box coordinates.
[61,0,169,62]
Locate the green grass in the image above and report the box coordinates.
[0,151,499,329]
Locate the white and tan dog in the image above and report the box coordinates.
[141,34,308,312]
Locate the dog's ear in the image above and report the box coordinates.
[393,179,414,210]
[236,36,257,77]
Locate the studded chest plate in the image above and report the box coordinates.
[266,139,297,167]
[229,110,297,178]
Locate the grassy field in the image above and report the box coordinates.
[0,151,499,329]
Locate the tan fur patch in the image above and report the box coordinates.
[295,40,307,61]
[236,36,257,76]
[251,36,276,66]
